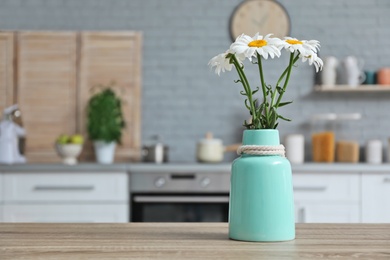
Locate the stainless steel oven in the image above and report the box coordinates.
[130,167,230,222]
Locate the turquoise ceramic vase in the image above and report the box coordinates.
[229,129,295,242]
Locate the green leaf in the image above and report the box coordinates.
[243,120,253,129]
[252,86,260,95]
[269,107,278,126]
[278,101,293,107]
[240,90,247,96]
[273,122,279,129]
[234,79,242,84]
[252,99,258,107]
[87,87,125,144]
[244,99,251,110]
[278,115,292,122]
[256,103,265,117]
[276,86,285,94]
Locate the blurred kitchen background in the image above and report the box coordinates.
[0,0,388,162]
[0,0,390,224]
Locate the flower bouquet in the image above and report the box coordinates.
[209,33,322,242]
[209,33,323,129]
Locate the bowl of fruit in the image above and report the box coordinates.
[55,134,84,165]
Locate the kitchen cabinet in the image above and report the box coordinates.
[293,173,360,223]
[0,32,14,113]
[1,172,129,223]
[295,202,359,223]
[362,173,390,223]
[17,32,78,162]
[2,205,127,223]
[78,32,142,162]
[1,31,142,163]
[0,173,3,222]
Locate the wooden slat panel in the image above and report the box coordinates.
[16,32,77,162]
[0,32,14,113]
[79,32,142,162]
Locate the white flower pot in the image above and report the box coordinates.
[93,141,116,164]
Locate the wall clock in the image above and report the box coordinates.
[229,0,290,41]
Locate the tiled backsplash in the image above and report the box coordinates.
[0,0,389,162]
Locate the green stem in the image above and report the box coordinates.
[275,52,296,107]
[275,55,300,88]
[257,53,267,102]
[231,55,257,126]
[257,53,268,125]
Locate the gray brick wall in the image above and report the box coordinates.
[0,0,389,162]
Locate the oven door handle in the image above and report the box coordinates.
[133,195,229,203]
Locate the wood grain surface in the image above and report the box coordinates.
[16,32,78,162]
[1,223,390,259]
[0,32,14,115]
[78,31,142,162]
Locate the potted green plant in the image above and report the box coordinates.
[87,87,125,164]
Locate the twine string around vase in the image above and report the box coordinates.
[237,145,286,157]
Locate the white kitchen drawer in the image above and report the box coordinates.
[2,204,128,223]
[362,173,390,223]
[295,202,360,223]
[293,173,360,202]
[3,172,128,202]
[0,173,3,201]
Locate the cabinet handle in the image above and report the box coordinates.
[170,173,196,180]
[33,185,95,191]
[299,208,306,223]
[293,186,327,191]
[133,195,229,203]
[383,178,390,183]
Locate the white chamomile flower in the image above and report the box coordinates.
[300,51,323,72]
[208,50,245,76]
[230,33,283,61]
[283,37,321,56]
[305,40,320,53]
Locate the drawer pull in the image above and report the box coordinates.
[34,186,95,191]
[133,195,229,203]
[294,186,327,192]
[383,178,390,183]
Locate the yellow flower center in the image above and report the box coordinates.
[248,40,267,48]
[286,39,303,45]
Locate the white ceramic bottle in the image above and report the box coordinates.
[284,134,305,164]
[366,139,382,164]
[321,56,339,86]
[343,56,365,87]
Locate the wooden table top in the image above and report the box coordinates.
[1,223,390,259]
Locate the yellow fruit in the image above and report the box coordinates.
[57,134,70,144]
[70,134,84,144]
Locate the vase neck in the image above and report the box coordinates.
[242,130,280,146]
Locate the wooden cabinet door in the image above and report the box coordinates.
[0,32,14,113]
[79,32,142,162]
[16,32,77,162]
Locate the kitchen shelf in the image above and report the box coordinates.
[315,85,390,92]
